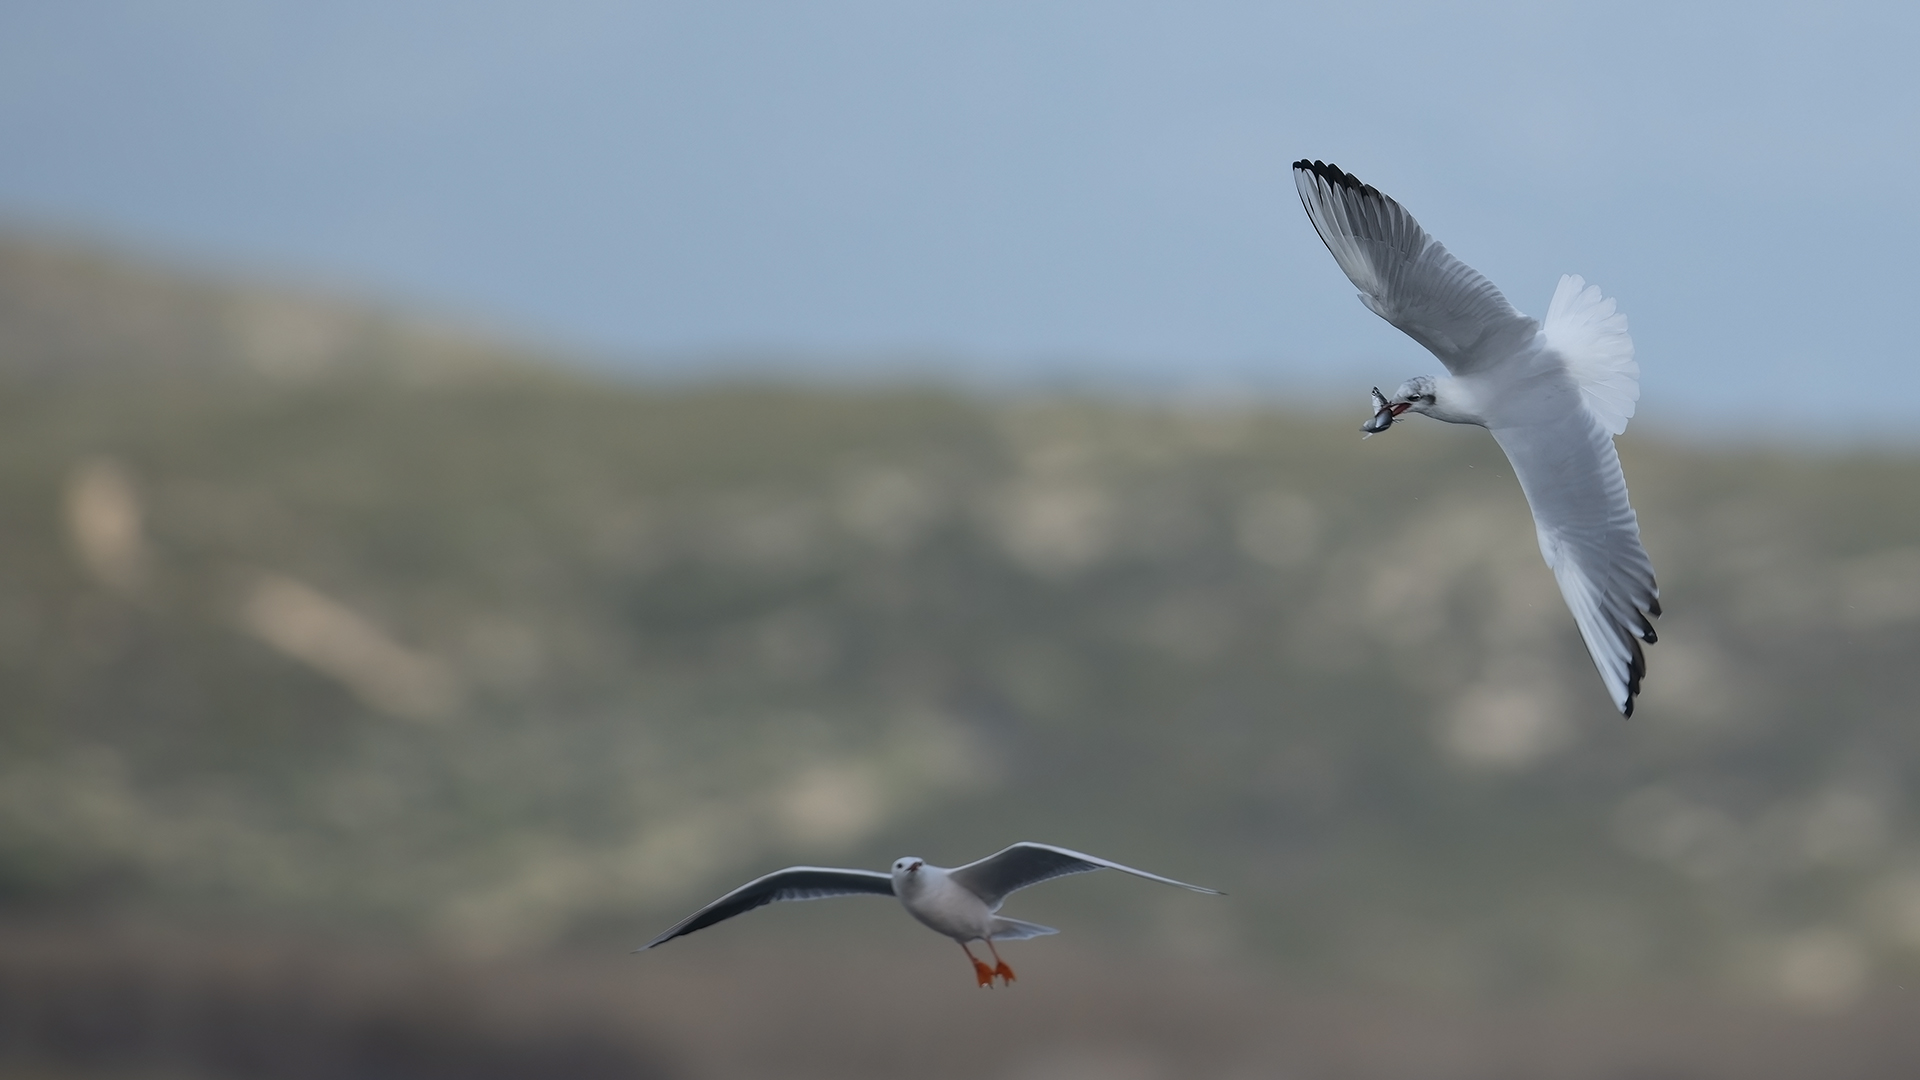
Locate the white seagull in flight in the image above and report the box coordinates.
[638,842,1222,987]
[1293,159,1660,716]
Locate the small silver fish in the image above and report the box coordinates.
[1361,387,1399,437]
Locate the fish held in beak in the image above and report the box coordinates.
[1361,387,1409,436]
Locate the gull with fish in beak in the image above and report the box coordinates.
[638,842,1221,986]
[1294,159,1660,716]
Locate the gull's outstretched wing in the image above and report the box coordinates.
[947,843,1221,910]
[638,867,895,949]
[1293,160,1536,374]
[1491,405,1661,717]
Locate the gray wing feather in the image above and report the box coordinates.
[1293,160,1536,374]
[946,843,1222,909]
[1491,404,1661,716]
[638,866,895,950]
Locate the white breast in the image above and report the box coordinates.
[895,868,995,941]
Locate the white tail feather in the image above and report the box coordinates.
[1542,274,1638,436]
[988,916,1059,941]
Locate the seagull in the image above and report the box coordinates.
[1293,159,1660,716]
[638,842,1222,987]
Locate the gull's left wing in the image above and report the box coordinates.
[1293,160,1537,374]
[638,866,895,949]
[947,843,1222,910]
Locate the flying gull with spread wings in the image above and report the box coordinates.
[1293,159,1660,716]
[639,842,1222,986]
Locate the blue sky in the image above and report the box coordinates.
[2,2,1916,436]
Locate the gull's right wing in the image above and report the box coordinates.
[1293,160,1537,374]
[1491,406,1661,716]
[638,867,895,949]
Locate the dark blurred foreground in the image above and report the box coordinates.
[0,925,667,1080]
[7,923,1920,1080]
[6,234,1920,1078]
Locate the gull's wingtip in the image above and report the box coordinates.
[1291,159,1374,195]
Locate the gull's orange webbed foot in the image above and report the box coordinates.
[970,957,996,988]
[994,961,1017,986]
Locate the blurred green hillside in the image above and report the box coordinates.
[4,229,1920,1037]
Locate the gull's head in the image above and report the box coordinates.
[891,857,925,877]
[1393,376,1440,415]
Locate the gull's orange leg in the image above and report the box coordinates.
[959,941,996,988]
[984,938,1017,986]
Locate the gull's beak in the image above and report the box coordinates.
[1388,401,1411,416]
[909,860,923,873]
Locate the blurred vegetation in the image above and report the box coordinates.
[4,232,1920,1077]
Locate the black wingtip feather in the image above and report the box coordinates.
[1626,591,1660,714]
[1293,159,1381,199]
[1618,634,1648,718]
